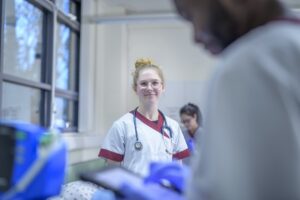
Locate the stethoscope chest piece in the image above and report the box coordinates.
[133,107,173,152]
[134,141,143,151]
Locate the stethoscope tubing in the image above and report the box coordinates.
[133,108,173,151]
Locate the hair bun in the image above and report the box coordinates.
[135,58,153,69]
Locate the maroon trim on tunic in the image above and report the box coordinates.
[130,109,170,139]
[173,149,190,159]
[98,149,124,162]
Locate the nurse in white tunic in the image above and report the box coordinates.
[98,58,190,176]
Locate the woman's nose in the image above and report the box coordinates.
[144,83,154,90]
[148,83,154,89]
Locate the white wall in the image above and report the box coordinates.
[127,22,216,122]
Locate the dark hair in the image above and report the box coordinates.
[179,103,202,126]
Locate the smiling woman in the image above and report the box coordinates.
[98,58,190,176]
[133,59,165,110]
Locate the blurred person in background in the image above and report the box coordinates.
[179,103,203,165]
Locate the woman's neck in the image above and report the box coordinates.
[189,125,199,135]
[137,106,159,121]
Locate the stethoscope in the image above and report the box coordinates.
[133,108,173,153]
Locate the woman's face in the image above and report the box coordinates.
[135,68,164,107]
[181,113,198,132]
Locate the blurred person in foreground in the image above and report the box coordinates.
[174,0,300,199]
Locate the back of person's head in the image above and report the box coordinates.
[173,0,284,54]
[180,103,202,126]
[132,58,165,91]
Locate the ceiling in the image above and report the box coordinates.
[99,0,175,13]
[99,0,300,14]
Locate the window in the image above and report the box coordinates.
[54,0,80,131]
[0,0,81,132]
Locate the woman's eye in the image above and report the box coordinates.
[152,81,159,86]
[140,82,147,87]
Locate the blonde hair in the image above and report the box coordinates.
[132,58,165,91]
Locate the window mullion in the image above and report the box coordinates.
[0,0,5,118]
[50,6,58,129]
[43,7,55,127]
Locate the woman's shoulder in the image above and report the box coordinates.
[114,112,133,122]
[106,112,134,135]
[112,112,134,126]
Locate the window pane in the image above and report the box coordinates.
[55,23,78,91]
[56,0,79,20]
[1,83,41,125]
[3,0,43,82]
[54,97,77,129]
[70,1,79,19]
[56,0,70,13]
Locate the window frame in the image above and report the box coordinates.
[0,0,81,132]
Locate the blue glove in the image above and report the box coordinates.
[144,162,190,193]
[120,182,184,200]
[187,138,195,153]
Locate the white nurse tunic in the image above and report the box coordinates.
[99,110,190,176]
